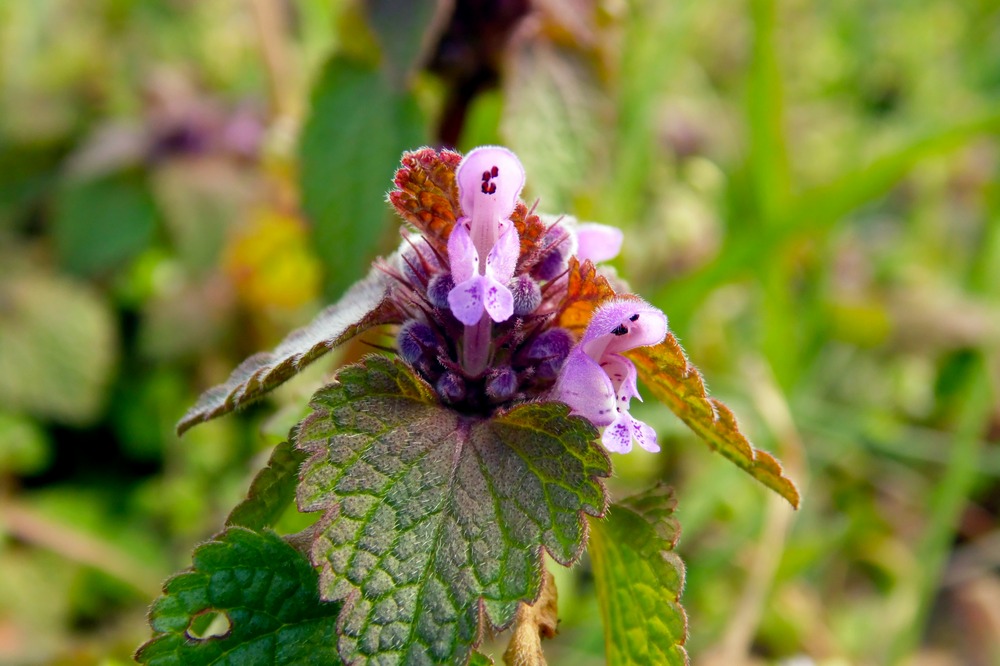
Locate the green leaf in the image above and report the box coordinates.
[53,171,158,276]
[135,527,343,666]
[589,483,688,666]
[0,411,51,475]
[364,0,452,88]
[504,40,603,212]
[226,441,307,530]
[299,55,426,299]
[628,337,800,508]
[176,263,399,435]
[0,273,117,425]
[295,356,610,665]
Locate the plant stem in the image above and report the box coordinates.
[462,316,491,377]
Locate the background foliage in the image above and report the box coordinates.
[1,0,998,664]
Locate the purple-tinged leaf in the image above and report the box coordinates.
[135,527,343,665]
[589,483,688,666]
[177,266,400,435]
[294,355,610,665]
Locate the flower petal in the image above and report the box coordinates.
[485,226,520,283]
[582,298,668,357]
[575,222,623,264]
[482,275,514,323]
[456,146,525,222]
[448,277,485,326]
[632,417,660,452]
[553,349,616,427]
[601,413,634,453]
[447,220,478,284]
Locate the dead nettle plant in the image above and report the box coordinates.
[136,146,799,665]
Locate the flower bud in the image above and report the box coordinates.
[486,366,518,402]
[427,273,455,309]
[397,320,438,365]
[510,275,542,316]
[525,328,573,380]
[436,371,466,404]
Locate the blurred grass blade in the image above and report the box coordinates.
[629,338,801,508]
[299,55,426,299]
[658,110,1000,320]
[747,0,790,225]
[888,356,995,662]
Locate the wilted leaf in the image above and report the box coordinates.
[628,339,800,508]
[53,171,157,276]
[0,274,117,425]
[589,483,688,666]
[300,55,426,299]
[295,356,610,665]
[502,569,558,666]
[135,527,342,665]
[226,441,307,530]
[176,264,400,435]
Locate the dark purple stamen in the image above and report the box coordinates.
[612,324,628,336]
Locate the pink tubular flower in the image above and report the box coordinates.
[447,146,525,325]
[553,298,668,453]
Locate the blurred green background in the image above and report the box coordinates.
[1,0,999,664]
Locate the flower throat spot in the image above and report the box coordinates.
[481,165,500,194]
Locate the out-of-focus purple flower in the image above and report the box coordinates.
[553,298,668,453]
[446,146,524,326]
[575,223,623,264]
[533,216,623,280]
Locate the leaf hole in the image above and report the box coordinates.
[186,609,232,641]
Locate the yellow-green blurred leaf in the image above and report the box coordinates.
[0,274,117,424]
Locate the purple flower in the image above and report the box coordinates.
[553,298,668,453]
[574,222,623,264]
[447,221,519,325]
[533,216,624,280]
[447,146,525,325]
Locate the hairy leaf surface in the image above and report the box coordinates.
[135,527,342,665]
[589,484,688,666]
[226,441,307,530]
[295,356,610,665]
[177,265,399,435]
[629,340,800,508]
